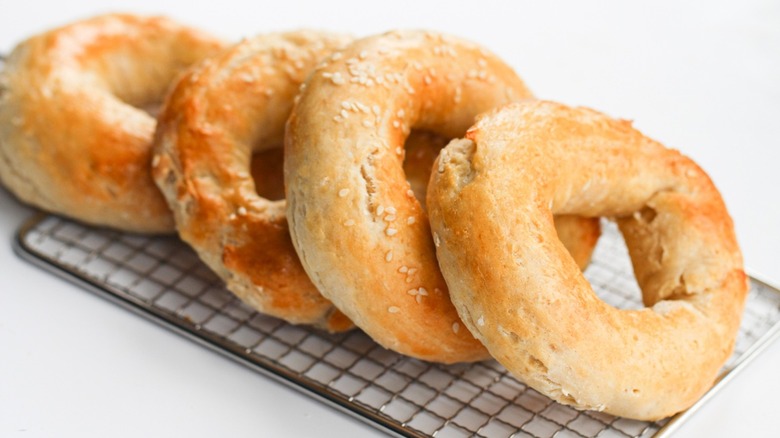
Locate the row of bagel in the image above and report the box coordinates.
[0,14,747,421]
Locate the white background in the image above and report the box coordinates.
[1,1,778,436]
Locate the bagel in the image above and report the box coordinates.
[153,31,358,331]
[427,101,748,419]
[285,30,600,362]
[0,14,226,233]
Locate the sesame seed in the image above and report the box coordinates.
[372,105,381,116]
[424,75,432,85]
[356,102,370,113]
[237,206,247,216]
[344,219,355,227]
[264,89,274,97]
[333,115,343,123]
[407,289,418,295]
[359,50,368,59]
[341,101,352,110]
[385,251,393,262]
[386,207,397,214]
[228,213,237,221]
[362,120,373,128]
[406,190,415,197]
[415,295,422,304]
[433,232,441,247]
[396,109,405,118]
[477,316,485,326]
[407,217,416,225]
[388,306,400,314]
[407,268,418,275]
[406,277,413,283]
[331,52,343,60]
[392,120,400,128]
[399,266,408,273]
[386,228,398,236]
[377,205,385,215]
[331,73,345,85]
[322,72,333,78]
[151,155,160,167]
[340,109,349,118]
[396,147,403,155]
[384,215,396,222]
[452,322,460,334]
[338,188,350,197]
[418,288,429,296]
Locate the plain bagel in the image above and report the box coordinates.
[427,100,748,419]
[0,14,226,233]
[285,30,601,362]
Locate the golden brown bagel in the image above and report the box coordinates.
[285,30,600,362]
[0,14,226,233]
[427,100,748,419]
[153,31,357,331]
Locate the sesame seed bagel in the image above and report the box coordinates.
[427,101,748,419]
[0,14,226,233]
[285,31,600,362]
[152,31,358,331]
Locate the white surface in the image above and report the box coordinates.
[1,1,778,437]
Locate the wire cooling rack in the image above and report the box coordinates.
[13,214,780,438]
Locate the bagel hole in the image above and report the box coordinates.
[250,147,286,201]
[403,130,450,209]
[582,219,645,311]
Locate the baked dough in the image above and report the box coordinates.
[153,31,355,330]
[285,30,600,362]
[427,100,748,419]
[0,14,225,233]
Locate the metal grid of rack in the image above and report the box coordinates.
[14,214,780,438]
